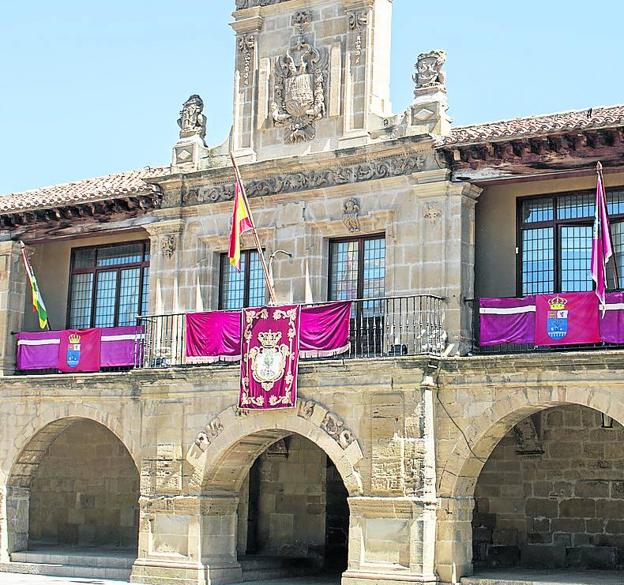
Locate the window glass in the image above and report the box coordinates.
[329,236,385,304]
[69,273,93,329]
[94,271,117,328]
[68,241,149,329]
[329,241,359,301]
[118,268,141,326]
[521,198,553,224]
[560,225,592,292]
[220,251,266,310]
[522,227,554,295]
[97,243,143,267]
[557,193,594,220]
[519,190,624,295]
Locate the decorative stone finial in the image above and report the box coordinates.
[235,0,285,8]
[177,95,207,140]
[413,50,446,92]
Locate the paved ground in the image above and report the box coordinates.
[466,570,624,585]
[2,571,623,585]
[0,575,341,585]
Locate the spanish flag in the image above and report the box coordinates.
[20,242,48,330]
[228,179,254,271]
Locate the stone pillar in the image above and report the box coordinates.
[0,484,7,562]
[341,0,393,148]
[145,220,185,315]
[131,495,206,585]
[435,496,475,585]
[410,179,481,354]
[4,486,29,556]
[0,241,25,375]
[231,13,262,164]
[343,497,437,585]
[201,494,242,585]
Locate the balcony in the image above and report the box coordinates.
[138,295,445,368]
[13,295,445,375]
[472,292,624,355]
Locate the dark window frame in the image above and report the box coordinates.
[218,249,266,310]
[67,241,150,329]
[327,233,386,301]
[517,189,624,296]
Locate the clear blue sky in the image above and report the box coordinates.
[1,1,623,194]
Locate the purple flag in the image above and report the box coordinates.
[600,292,624,343]
[591,167,614,313]
[479,297,536,346]
[300,301,351,358]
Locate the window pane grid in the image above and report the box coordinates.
[560,226,592,292]
[94,271,117,328]
[68,242,149,328]
[520,190,624,295]
[69,273,93,329]
[522,228,554,295]
[330,241,359,301]
[118,268,141,326]
[248,252,266,308]
[220,251,266,310]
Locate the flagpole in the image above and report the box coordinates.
[597,162,620,290]
[19,241,51,331]
[229,153,277,305]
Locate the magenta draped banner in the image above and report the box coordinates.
[16,326,143,371]
[185,301,351,362]
[479,296,535,346]
[240,305,300,410]
[186,311,241,363]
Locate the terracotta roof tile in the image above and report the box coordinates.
[0,167,167,215]
[443,104,624,147]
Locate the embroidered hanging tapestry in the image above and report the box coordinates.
[240,304,300,410]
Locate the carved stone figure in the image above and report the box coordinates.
[413,50,446,91]
[343,198,361,232]
[272,38,327,143]
[177,95,207,140]
[236,0,284,8]
[161,234,176,259]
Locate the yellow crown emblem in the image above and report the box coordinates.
[548,296,568,311]
[258,330,282,348]
[68,333,81,344]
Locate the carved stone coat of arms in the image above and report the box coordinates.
[271,40,327,143]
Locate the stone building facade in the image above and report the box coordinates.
[0,1,623,584]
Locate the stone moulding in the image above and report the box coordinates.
[185,153,426,205]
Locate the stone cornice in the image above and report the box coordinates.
[234,0,288,10]
[149,137,444,208]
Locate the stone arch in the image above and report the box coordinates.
[4,413,140,556]
[438,386,624,499]
[186,398,364,497]
[5,403,140,483]
[435,386,624,583]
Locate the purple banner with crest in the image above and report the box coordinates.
[240,305,300,410]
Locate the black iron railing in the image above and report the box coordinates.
[136,295,446,369]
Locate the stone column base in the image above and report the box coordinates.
[131,558,207,585]
[343,570,437,585]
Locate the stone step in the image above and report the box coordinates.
[11,549,135,569]
[239,556,319,582]
[0,560,131,581]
